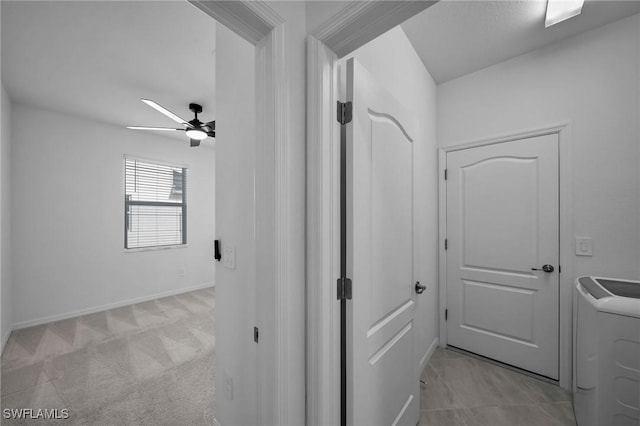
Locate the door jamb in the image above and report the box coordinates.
[307,36,341,426]
[437,123,573,390]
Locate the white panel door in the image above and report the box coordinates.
[446,134,560,379]
[346,58,419,426]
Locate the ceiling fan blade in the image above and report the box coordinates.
[190,138,201,147]
[140,99,193,128]
[205,120,215,129]
[127,126,184,131]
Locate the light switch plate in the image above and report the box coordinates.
[575,237,593,256]
[223,245,236,269]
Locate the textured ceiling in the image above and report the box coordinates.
[402,0,640,84]
[1,1,216,144]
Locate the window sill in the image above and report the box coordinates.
[124,244,188,253]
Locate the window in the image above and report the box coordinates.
[125,157,187,249]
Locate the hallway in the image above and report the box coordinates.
[419,348,575,425]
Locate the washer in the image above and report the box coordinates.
[574,276,640,426]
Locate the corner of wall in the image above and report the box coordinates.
[1,328,11,356]
[420,337,439,370]
[0,82,14,354]
[637,13,640,280]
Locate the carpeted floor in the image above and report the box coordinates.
[1,287,215,425]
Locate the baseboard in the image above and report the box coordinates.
[12,282,215,330]
[420,337,439,369]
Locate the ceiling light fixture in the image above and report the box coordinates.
[185,127,208,141]
[545,0,585,27]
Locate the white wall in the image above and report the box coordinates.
[345,26,440,368]
[10,103,215,327]
[213,23,257,426]
[637,14,640,281]
[261,3,308,424]
[214,5,309,424]
[1,83,12,351]
[213,3,308,424]
[274,3,308,423]
[438,14,640,281]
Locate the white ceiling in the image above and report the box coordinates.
[401,0,640,84]
[4,0,638,131]
[1,1,216,144]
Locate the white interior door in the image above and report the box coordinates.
[445,134,560,379]
[346,58,419,425]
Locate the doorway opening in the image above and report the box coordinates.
[0,2,262,424]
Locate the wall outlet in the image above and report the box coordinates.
[223,245,236,269]
[178,267,186,277]
[575,237,593,256]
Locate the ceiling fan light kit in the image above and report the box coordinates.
[127,99,215,147]
[185,128,208,140]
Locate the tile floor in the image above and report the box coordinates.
[1,288,215,425]
[419,347,576,426]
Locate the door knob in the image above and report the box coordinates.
[531,264,554,273]
[415,281,426,294]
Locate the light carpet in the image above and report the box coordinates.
[1,288,215,425]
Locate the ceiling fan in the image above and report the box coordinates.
[127,99,215,147]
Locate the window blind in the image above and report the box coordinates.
[125,158,187,249]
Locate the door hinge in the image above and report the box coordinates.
[254,326,259,343]
[444,238,448,250]
[559,265,562,273]
[444,169,448,180]
[337,101,353,125]
[445,309,448,321]
[337,277,352,300]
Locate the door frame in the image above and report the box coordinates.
[188,2,291,424]
[306,2,436,424]
[437,123,573,389]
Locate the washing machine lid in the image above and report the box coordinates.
[577,276,640,318]
[578,276,609,299]
[595,278,640,299]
